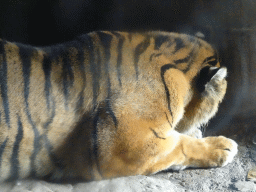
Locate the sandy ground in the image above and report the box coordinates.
[0,142,255,192]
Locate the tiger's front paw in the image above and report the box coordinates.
[203,136,238,167]
[203,67,227,99]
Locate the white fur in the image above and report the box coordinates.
[212,67,227,80]
[169,165,187,171]
[186,128,203,139]
[222,139,238,167]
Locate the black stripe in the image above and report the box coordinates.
[75,46,86,113]
[41,47,62,172]
[0,41,10,128]
[165,112,172,127]
[43,99,56,130]
[149,53,162,62]
[173,38,185,53]
[128,33,132,42]
[19,45,41,177]
[78,35,98,109]
[174,55,191,64]
[111,31,124,87]
[42,54,52,110]
[154,35,169,50]
[76,35,94,109]
[184,51,197,73]
[106,99,117,127]
[20,45,32,104]
[150,128,166,140]
[8,115,23,181]
[203,55,218,66]
[77,34,101,110]
[97,32,112,81]
[134,36,150,80]
[174,50,196,73]
[76,91,84,114]
[62,47,74,110]
[92,43,100,110]
[160,64,176,126]
[97,32,118,127]
[0,138,8,166]
[94,46,102,105]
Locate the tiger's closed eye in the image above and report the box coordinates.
[208,60,218,66]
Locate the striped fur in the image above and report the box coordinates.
[0,31,237,181]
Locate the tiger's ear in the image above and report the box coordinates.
[196,66,227,92]
[195,32,205,39]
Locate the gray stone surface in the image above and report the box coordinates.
[234,181,256,192]
[73,176,184,192]
[0,144,255,192]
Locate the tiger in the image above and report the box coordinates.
[0,31,237,181]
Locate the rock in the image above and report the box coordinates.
[73,175,186,192]
[9,180,73,192]
[234,180,256,192]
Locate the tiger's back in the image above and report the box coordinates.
[0,31,237,181]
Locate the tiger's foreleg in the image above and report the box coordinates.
[99,126,237,178]
[144,130,237,174]
[175,67,227,138]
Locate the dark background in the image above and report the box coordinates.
[0,0,256,144]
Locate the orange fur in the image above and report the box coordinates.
[0,31,237,181]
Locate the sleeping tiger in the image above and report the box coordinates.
[0,31,237,181]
